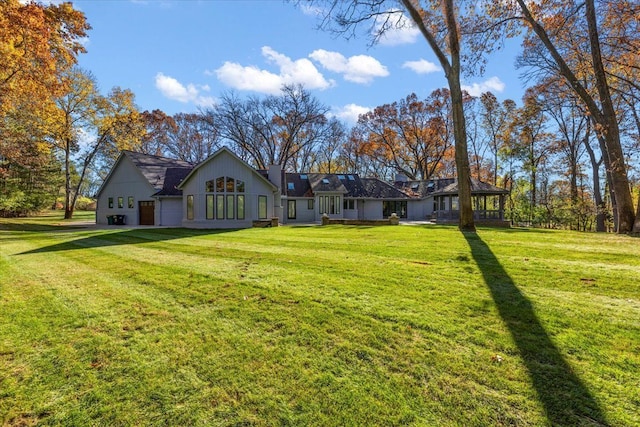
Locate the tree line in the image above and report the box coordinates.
[1,0,638,233]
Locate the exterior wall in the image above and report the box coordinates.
[407,198,435,220]
[315,193,345,220]
[96,156,156,225]
[361,199,384,220]
[282,198,316,224]
[343,206,358,220]
[157,197,182,226]
[180,150,276,229]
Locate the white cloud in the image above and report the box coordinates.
[375,10,420,46]
[155,73,215,107]
[332,103,371,124]
[214,46,333,95]
[461,76,506,97]
[402,59,441,74]
[299,3,324,16]
[309,49,389,84]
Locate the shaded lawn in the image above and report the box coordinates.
[1,213,639,426]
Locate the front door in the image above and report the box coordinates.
[139,201,155,225]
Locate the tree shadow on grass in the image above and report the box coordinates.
[463,231,608,426]
[17,227,236,255]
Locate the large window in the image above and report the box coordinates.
[204,176,246,220]
[383,201,407,218]
[187,195,194,220]
[206,195,214,219]
[318,195,341,214]
[343,199,355,210]
[258,195,267,219]
[288,200,296,219]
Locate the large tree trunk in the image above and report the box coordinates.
[443,0,474,231]
[516,0,634,233]
[64,138,73,219]
[584,0,634,233]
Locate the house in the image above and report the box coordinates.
[95,147,510,227]
[95,150,193,226]
[279,173,411,224]
[177,148,279,228]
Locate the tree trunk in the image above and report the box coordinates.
[443,0,474,231]
[585,0,634,232]
[516,0,634,233]
[634,196,640,234]
[64,138,73,219]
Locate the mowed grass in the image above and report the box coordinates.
[1,212,639,426]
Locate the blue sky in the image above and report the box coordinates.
[72,0,526,124]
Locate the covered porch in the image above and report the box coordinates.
[431,180,510,226]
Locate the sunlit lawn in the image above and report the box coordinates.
[1,212,638,426]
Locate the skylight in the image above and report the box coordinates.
[287,182,295,191]
[322,178,330,184]
[347,175,355,181]
[300,174,307,180]
[337,175,345,180]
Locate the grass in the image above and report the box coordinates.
[1,211,639,426]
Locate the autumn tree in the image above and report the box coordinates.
[48,68,143,219]
[478,92,517,186]
[0,0,89,114]
[509,0,637,233]
[512,92,554,225]
[352,91,456,181]
[139,110,178,157]
[0,0,89,216]
[534,81,590,230]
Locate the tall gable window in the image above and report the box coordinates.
[205,176,246,220]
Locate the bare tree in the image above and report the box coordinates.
[210,85,332,170]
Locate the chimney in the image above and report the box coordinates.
[268,164,282,191]
[395,173,408,183]
[268,164,283,218]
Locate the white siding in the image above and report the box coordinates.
[96,156,156,225]
[362,200,383,220]
[283,198,316,223]
[180,150,276,229]
[158,198,182,226]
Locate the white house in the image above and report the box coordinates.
[95,147,509,228]
[95,150,193,226]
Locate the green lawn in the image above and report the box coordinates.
[1,212,638,426]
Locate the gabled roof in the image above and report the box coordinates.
[124,150,193,189]
[177,146,277,191]
[95,150,194,198]
[308,174,347,193]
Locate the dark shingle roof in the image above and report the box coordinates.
[434,178,509,195]
[394,178,454,198]
[308,174,348,193]
[284,173,411,199]
[123,151,194,195]
[360,178,411,199]
[153,167,193,196]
